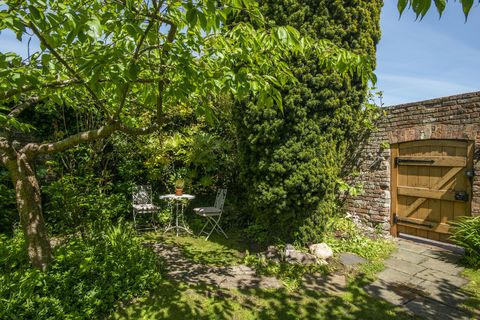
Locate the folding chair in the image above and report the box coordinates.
[132,185,158,231]
[194,189,227,240]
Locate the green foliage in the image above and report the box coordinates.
[398,0,478,20]
[39,142,132,235]
[243,250,328,291]
[0,169,17,235]
[143,108,238,193]
[0,223,163,319]
[0,0,362,134]
[325,217,395,262]
[235,0,382,243]
[450,216,480,268]
[43,173,128,235]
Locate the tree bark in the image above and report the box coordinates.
[6,153,52,271]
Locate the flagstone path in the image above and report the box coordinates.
[149,237,475,319]
[364,237,475,320]
[149,242,347,293]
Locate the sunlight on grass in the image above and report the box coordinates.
[113,280,415,320]
[461,267,480,315]
[110,231,418,320]
[140,231,248,266]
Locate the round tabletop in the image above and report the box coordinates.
[159,194,195,200]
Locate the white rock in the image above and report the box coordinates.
[309,243,333,260]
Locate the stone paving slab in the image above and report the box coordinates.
[363,280,417,306]
[420,257,464,276]
[364,238,474,319]
[376,269,424,287]
[415,268,469,288]
[403,297,472,320]
[396,241,429,254]
[391,248,429,264]
[385,257,426,275]
[415,279,471,306]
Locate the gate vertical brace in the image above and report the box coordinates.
[467,141,474,218]
[390,144,399,237]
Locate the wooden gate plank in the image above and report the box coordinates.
[402,167,463,217]
[390,144,399,237]
[397,217,450,234]
[397,186,466,202]
[400,140,468,149]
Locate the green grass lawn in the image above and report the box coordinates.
[112,232,416,319]
[461,267,480,316]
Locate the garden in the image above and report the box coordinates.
[0,0,479,319]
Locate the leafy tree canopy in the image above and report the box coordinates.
[0,0,374,137]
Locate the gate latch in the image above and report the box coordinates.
[455,192,469,202]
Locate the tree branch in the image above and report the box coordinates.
[0,79,80,101]
[21,118,162,155]
[22,123,121,155]
[8,97,46,118]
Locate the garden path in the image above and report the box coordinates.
[364,237,475,320]
[150,242,346,293]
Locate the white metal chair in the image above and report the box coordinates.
[194,189,227,240]
[132,185,158,231]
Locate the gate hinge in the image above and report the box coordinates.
[393,213,398,224]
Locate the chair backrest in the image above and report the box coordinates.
[133,185,152,205]
[214,189,227,211]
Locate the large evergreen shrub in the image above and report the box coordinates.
[235,0,382,242]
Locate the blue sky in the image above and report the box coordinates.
[377,1,480,106]
[1,2,479,107]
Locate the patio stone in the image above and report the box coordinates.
[338,252,367,267]
[384,257,426,275]
[376,269,424,287]
[390,248,428,264]
[395,241,428,254]
[363,280,417,305]
[420,258,464,275]
[415,279,470,306]
[404,297,472,320]
[415,269,468,288]
[364,239,474,320]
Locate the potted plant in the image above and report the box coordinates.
[175,178,185,196]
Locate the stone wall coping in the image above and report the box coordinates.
[384,91,480,110]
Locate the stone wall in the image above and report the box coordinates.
[345,91,480,234]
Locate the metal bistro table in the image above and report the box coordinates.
[160,194,195,236]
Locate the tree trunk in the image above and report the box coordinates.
[7,153,52,271]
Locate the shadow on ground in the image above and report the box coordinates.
[114,277,417,320]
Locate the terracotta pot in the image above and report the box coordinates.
[175,188,183,196]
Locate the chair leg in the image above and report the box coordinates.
[211,216,228,239]
[200,215,227,240]
[133,209,137,230]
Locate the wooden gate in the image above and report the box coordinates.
[390,139,474,242]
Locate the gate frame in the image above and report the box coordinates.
[389,137,475,239]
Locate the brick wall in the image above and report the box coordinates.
[345,91,480,235]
